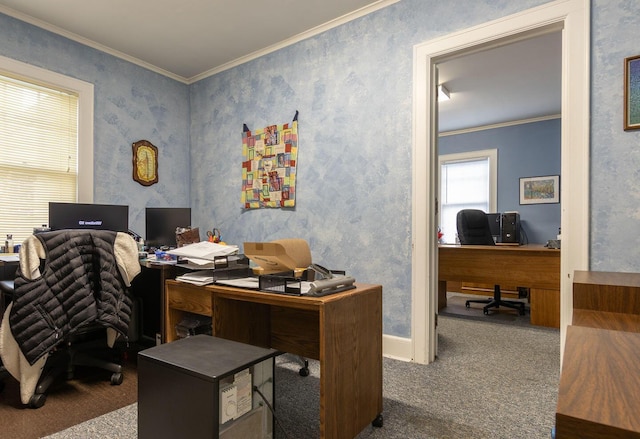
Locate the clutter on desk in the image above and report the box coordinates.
[167,240,239,260]
[244,240,309,275]
[207,228,222,243]
[176,270,214,286]
[257,264,356,296]
[175,226,200,247]
[175,255,252,286]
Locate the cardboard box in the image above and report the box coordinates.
[243,239,311,275]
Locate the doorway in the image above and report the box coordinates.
[410,0,589,364]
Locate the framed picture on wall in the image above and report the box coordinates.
[624,55,640,131]
[519,175,560,205]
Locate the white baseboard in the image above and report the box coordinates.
[382,334,413,362]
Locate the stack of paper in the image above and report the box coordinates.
[176,270,214,286]
[167,241,239,260]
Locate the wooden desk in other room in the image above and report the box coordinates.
[438,244,560,328]
[164,280,383,439]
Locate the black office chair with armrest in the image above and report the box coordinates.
[0,230,141,408]
[456,209,525,316]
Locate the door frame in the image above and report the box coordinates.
[411,0,590,364]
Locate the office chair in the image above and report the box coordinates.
[456,209,525,316]
[0,230,140,408]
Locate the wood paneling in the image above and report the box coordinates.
[556,326,640,439]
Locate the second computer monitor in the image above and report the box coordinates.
[145,207,191,249]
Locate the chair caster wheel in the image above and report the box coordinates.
[110,372,123,385]
[465,302,470,308]
[299,367,310,377]
[29,393,46,409]
[483,309,489,315]
[372,414,384,428]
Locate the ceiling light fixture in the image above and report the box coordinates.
[438,84,450,101]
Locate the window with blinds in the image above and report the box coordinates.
[439,149,497,244]
[0,74,79,244]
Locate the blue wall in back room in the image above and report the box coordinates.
[3,0,640,339]
[439,119,562,244]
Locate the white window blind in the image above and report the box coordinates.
[0,74,79,244]
[439,149,497,244]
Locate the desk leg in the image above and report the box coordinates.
[529,288,560,328]
[438,280,448,311]
[320,287,383,439]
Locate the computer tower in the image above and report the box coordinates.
[501,212,520,244]
[486,213,502,243]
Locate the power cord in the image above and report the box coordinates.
[253,385,292,439]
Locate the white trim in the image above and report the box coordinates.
[412,0,589,364]
[382,334,413,362]
[0,54,95,203]
[439,114,561,137]
[0,1,400,85]
[190,0,400,83]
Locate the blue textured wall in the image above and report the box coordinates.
[0,13,191,236]
[189,0,547,337]
[591,0,640,272]
[3,0,640,338]
[439,119,562,244]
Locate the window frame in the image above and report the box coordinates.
[438,148,498,242]
[0,55,94,203]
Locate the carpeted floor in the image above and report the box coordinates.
[0,358,138,439]
[440,292,533,327]
[43,316,561,439]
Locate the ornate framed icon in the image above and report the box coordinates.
[624,55,640,131]
[132,140,158,186]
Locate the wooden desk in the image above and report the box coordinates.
[438,244,561,327]
[164,280,383,439]
[555,271,640,438]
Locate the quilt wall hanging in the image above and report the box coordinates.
[241,111,298,209]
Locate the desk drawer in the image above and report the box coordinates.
[167,282,212,316]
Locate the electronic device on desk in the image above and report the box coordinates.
[501,211,520,244]
[306,263,356,296]
[486,212,502,243]
[486,211,521,245]
[145,207,191,250]
[49,202,129,231]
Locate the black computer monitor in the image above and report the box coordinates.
[145,207,191,249]
[49,202,129,232]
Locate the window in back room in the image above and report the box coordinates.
[438,149,497,244]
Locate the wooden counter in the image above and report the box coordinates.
[556,271,640,438]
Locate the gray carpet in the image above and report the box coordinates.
[45,316,560,439]
[440,292,533,328]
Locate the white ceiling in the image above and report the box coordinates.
[0,0,562,133]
